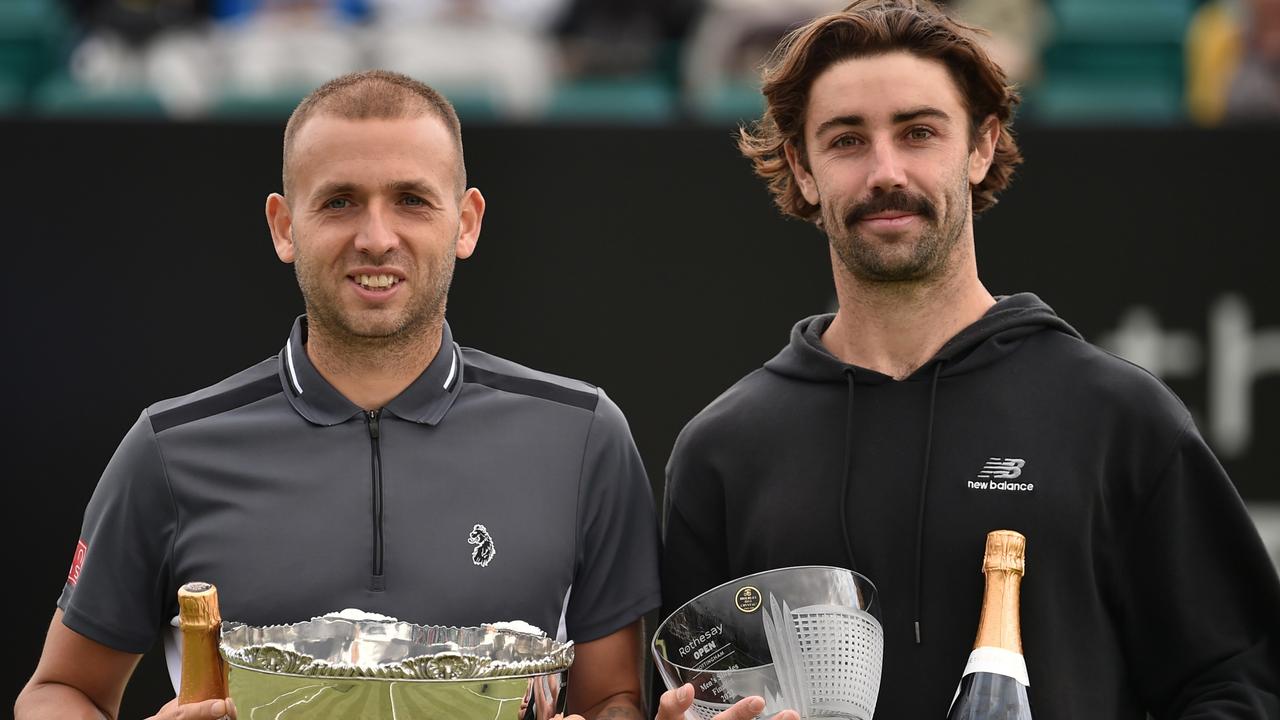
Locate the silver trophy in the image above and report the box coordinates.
[653,566,883,720]
[219,610,573,719]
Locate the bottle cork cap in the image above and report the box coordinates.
[178,581,221,629]
[983,530,1026,575]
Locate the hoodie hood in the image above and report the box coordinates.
[764,292,1082,383]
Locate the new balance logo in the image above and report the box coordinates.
[978,458,1025,479]
[968,458,1034,492]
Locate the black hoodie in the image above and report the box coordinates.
[662,293,1280,719]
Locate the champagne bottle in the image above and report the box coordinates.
[946,530,1031,720]
[177,581,229,704]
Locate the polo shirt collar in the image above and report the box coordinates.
[278,315,464,427]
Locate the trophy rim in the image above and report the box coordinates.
[221,656,567,683]
[219,615,573,682]
[651,564,879,675]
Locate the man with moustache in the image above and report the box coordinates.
[17,70,659,720]
[657,1,1280,719]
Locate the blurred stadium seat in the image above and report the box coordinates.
[1030,0,1194,122]
[0,0,73,109]
[548,76,677,121]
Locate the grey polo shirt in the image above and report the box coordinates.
[59,317,660,671]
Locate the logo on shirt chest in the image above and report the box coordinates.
[468,524,496,567]
[968,458,1034,492]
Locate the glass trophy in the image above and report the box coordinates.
[653,566,883,720]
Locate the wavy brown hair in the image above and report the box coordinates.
[738,0,1022,222]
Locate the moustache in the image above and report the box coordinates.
[844,191,937,229]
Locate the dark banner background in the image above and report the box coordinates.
[5,120,1277,715]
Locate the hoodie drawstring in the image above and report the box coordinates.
[840,363,943,644]
[912,362,943,644]
[839,368,859,574]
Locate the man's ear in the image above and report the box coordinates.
[784,141,820,207]
[265,193,295,263]
[455,187,485,260]
[969,115,1000,185]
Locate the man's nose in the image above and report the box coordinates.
[354,204,399,256]
[865,141,908,193]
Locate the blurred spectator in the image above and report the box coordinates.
[212,0,366,99]
[1188,0,1280,124]
[1227,0,1280,119]
[65,0,216,114]
[1187,0,1246,124]
[683,0,839,116]
[555,0,703,82]
[681,0,1048,118]
[363,0,569,117]
[948,0,1051,88]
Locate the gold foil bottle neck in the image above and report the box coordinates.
[178,581,228,703]
[983,529,1026,575]
[973,530,1026,654]
[179,581,222,630]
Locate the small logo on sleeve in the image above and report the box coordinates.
[969,458,1034,492]
[67,540,88,586]
[468,524,496,567]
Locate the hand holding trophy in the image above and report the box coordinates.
[652,566,884,720]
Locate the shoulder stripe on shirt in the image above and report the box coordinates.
[150,375,283,433]
[463,366,597,411]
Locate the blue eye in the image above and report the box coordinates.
[325,198,350,210]
[402,195,424,206]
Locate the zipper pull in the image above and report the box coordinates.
[367,410,381,440]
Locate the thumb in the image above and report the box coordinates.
[657,684,695,719]
[178,698,230,719]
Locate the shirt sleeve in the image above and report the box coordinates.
[1114,419,1280,717]
[563,389,661,643]
[57,411,177,654]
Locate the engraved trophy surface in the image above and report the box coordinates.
[218,610,572,719]
[653,566,883,720]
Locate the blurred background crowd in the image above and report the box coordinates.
[0,0,1277,124]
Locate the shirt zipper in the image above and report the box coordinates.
[367,409,385,591]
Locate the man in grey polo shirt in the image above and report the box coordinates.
[17,70,660,720]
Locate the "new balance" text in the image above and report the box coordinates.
[968,480,1035,492]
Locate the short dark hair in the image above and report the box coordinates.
[739,0,1023,221]
[282,70,465,197]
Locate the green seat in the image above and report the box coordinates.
[548,77,676,122]
[1051,0,1194,43]
[212,88,311,120]
[1034,0,1192,123]
[32,74,167,117]
[689,81,765,123]
[0,75,26,113]
[1027,78,1183,122]
[0,0,73,106]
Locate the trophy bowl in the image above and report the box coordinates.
[219,611,573,719]
[653,566,883,720]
